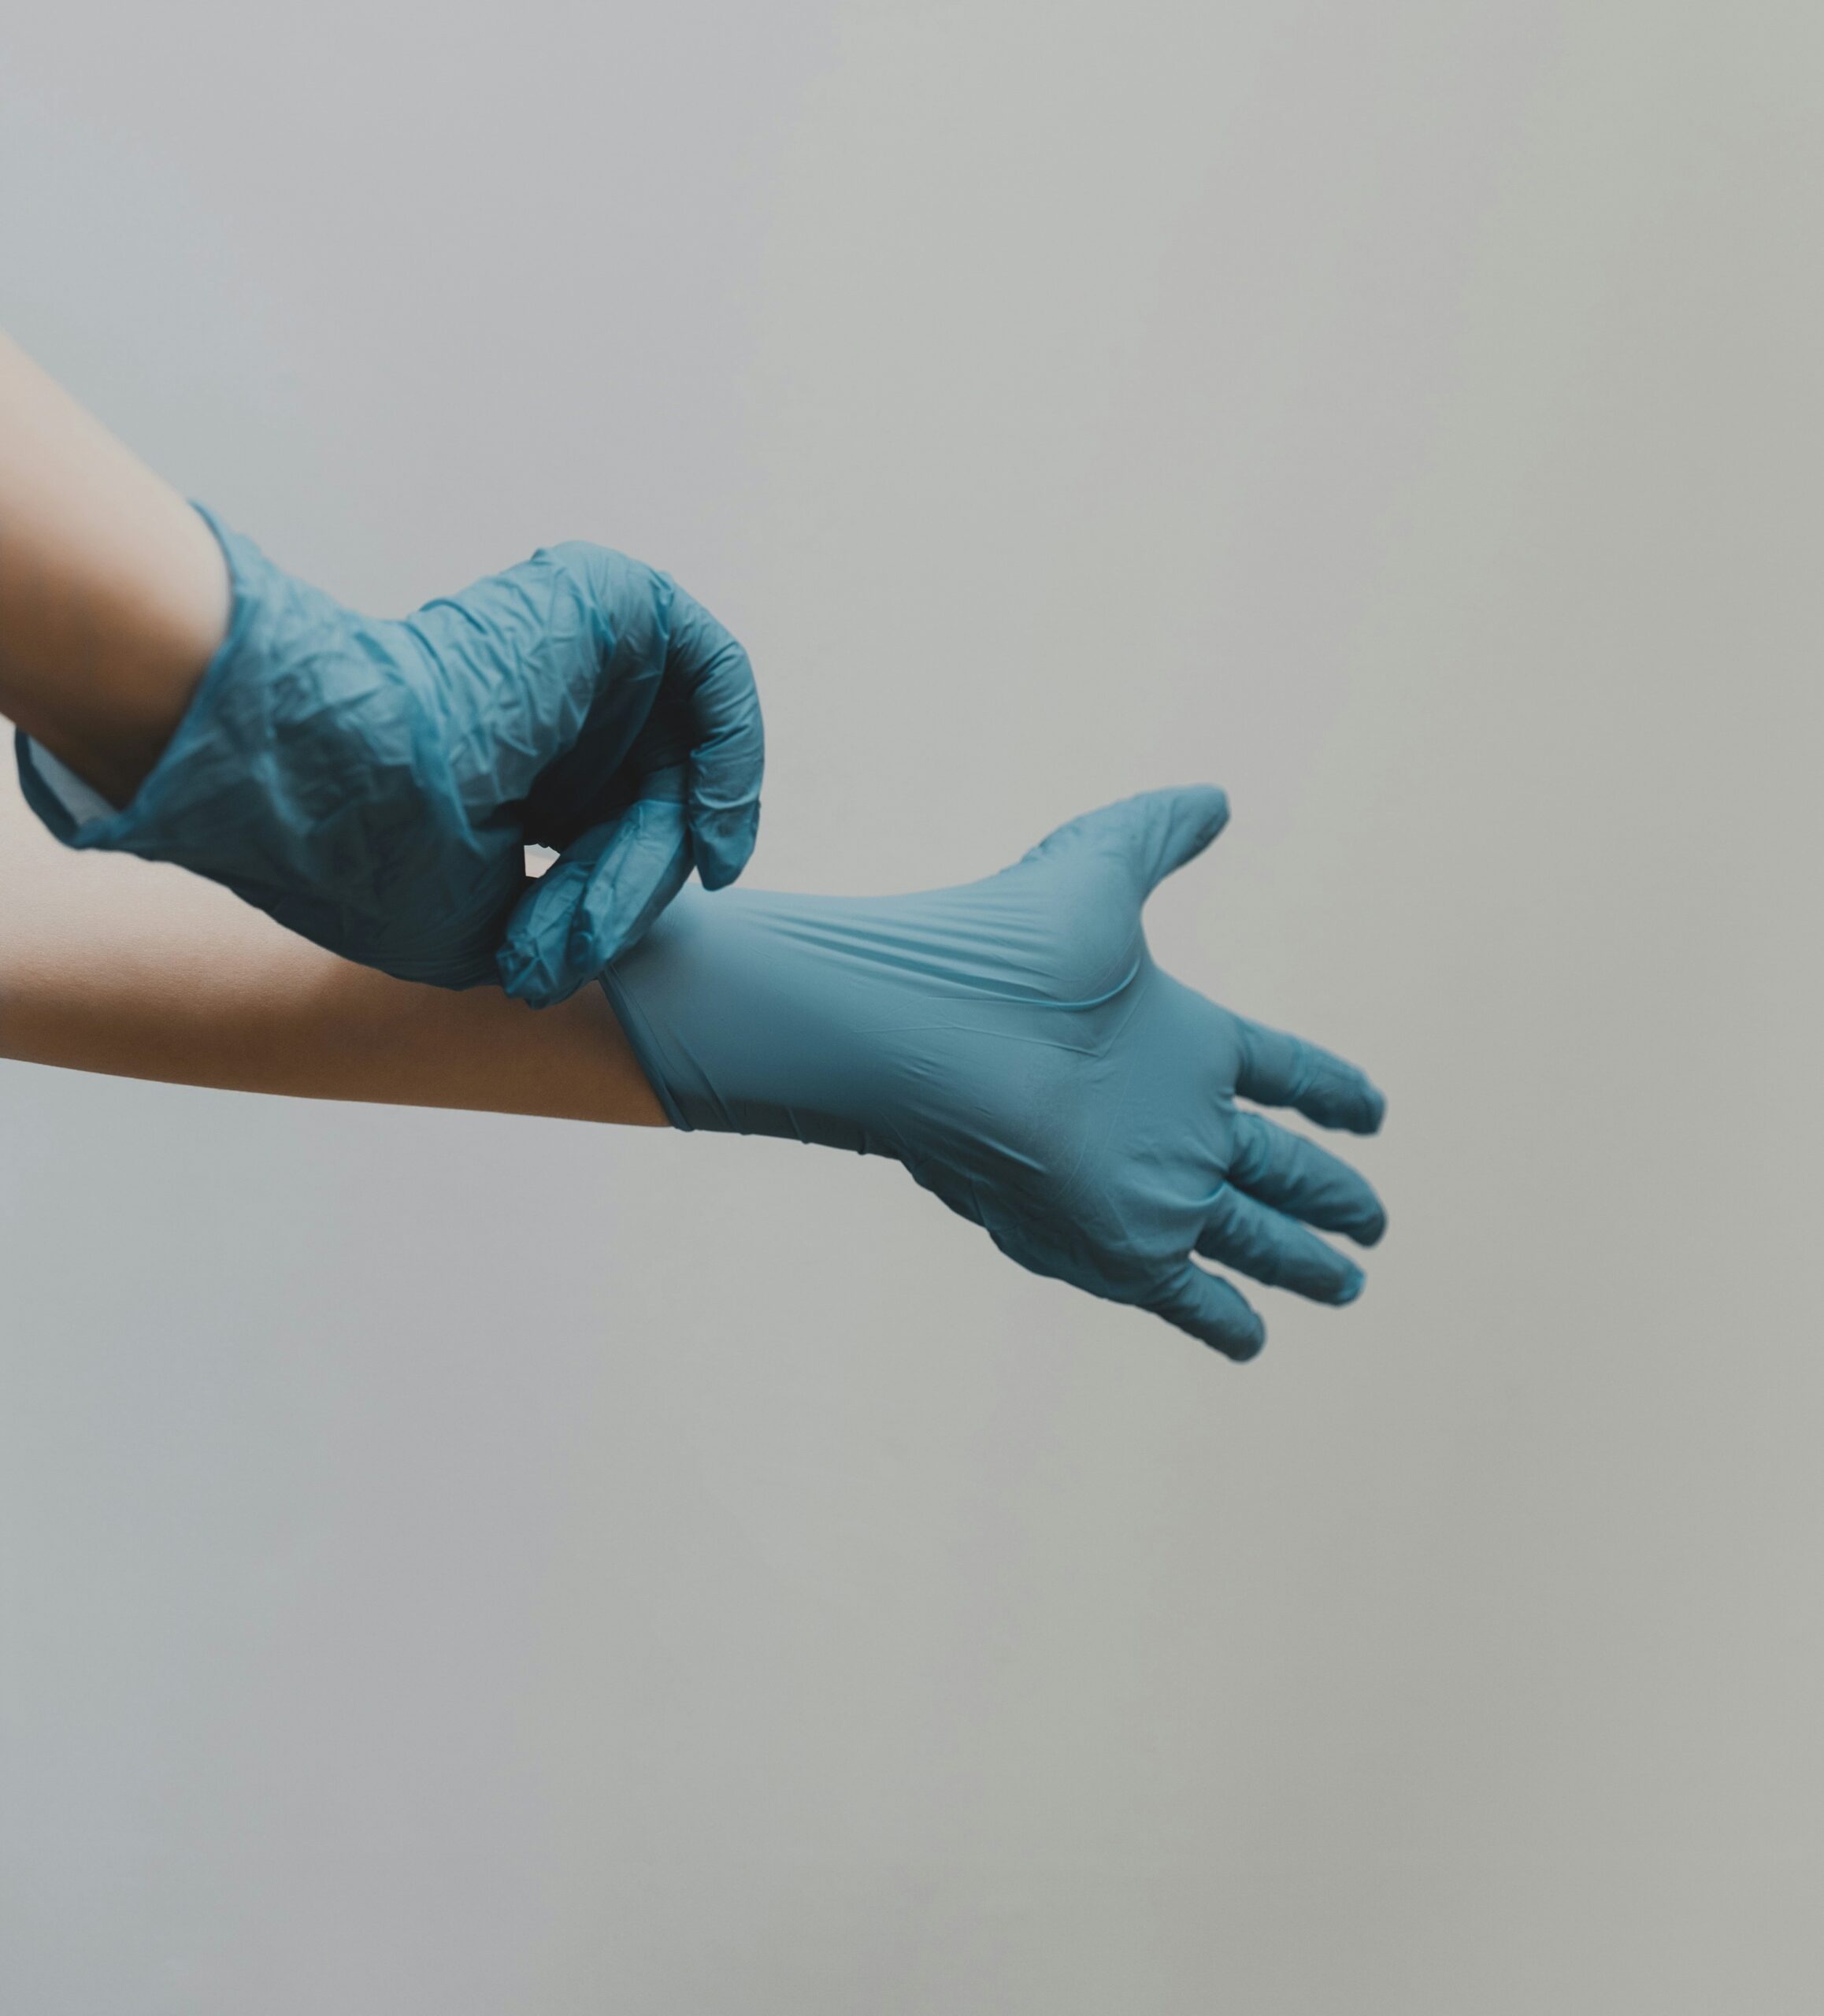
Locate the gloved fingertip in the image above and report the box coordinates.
[533,969,589,1009]
[1356,1082,1388,1134]
[496,925,580,1010]
[497,962,555,1010]
[1193,785,1232,846]
[1335,1267,1366,1306]
[1352,1203,1389,1250]
[1082,784,1230,895]
[1219,1322,1268,1365]
[497,964,539,1006]
[691,802,760,891]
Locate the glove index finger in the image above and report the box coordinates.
[663,582,763,891]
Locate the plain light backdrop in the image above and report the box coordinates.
[2,2,1821,2010]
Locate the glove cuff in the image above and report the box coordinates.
[598,965,694,1132]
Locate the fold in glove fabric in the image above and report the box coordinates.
[14,505,762,1004]
[603,787,1387,1360]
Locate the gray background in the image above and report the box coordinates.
[2,2,1821,2009]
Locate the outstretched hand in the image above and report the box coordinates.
[605,787,1386,1359]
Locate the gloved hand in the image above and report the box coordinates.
[13,505,762,1005]
[604,787,1386,1358]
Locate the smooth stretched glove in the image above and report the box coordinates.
[604,787,1386,1359]
[14,505,762,1004]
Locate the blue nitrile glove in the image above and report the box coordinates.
[13,505,762,1005]
[604,788,1386,1359]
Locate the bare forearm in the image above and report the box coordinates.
[0,768,666,1127]
[0,331,230,806]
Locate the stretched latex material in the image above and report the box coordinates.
[14,505,762,1004]
[604,788,1386,1360]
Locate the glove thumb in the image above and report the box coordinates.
[1025,785,1229,897]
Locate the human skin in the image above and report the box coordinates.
[0,769,666,1126]
[0,332,232,808]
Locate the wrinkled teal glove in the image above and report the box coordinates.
[605,788,1386,1359]
[14,505,762,1006]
